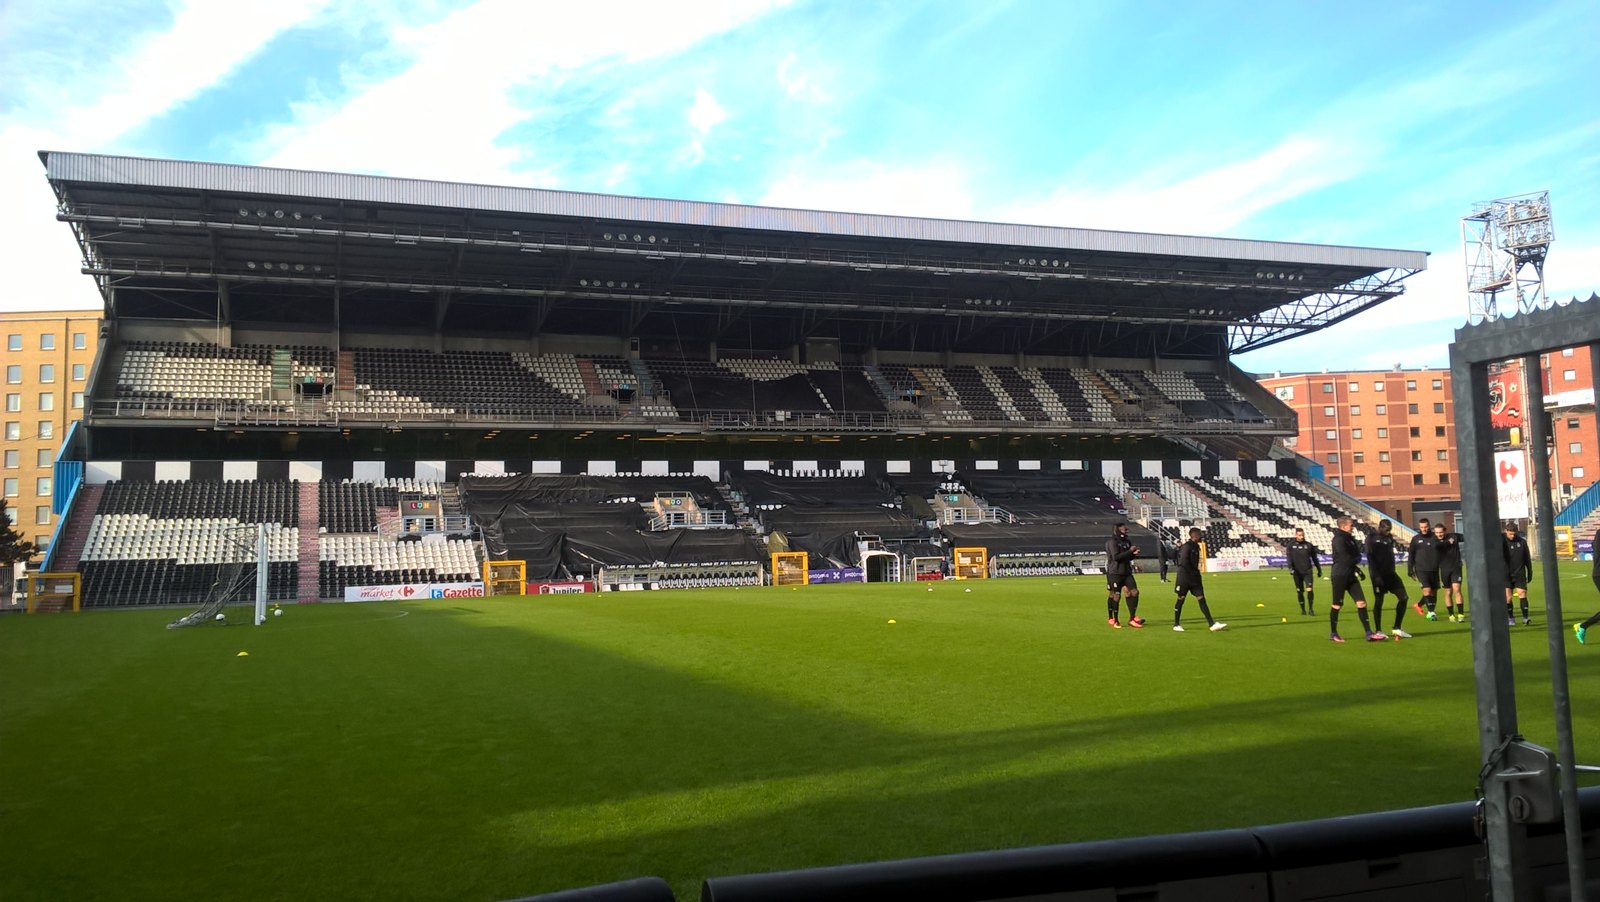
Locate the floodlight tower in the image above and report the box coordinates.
[1463,191,1554,324]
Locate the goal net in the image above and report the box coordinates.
[168,524,270,629]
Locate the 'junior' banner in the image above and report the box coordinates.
[344,582,486,602]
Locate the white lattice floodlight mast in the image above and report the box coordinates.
[1463,191,1554,324]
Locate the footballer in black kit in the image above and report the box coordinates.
[1503,523,1533,625]
[1575,525,1600,645]
[1407,518,1441,619]
[1433,523,1466,622]
[1365,519,1411,639]
[1284,528,1322,615]
[1105,522,1145,629]
[1328,516,1382,643]
[1172,527,1226,632]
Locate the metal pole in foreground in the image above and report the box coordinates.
[1521,354,1587,902]
[1452,346,1526,901]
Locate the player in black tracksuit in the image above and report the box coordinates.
[1433,523,1466,622]
[1503,523,1533,625]
[1105,522,1145,629]
[1284,528,1323,615]
[1365,519,1411,639]
[1329,516,1381,643]
[1408,521,1441,619]
[1576,525,1600,645]
[1172,527,1226,632]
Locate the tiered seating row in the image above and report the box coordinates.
[106,341,1268,426]
[318,535,480,598]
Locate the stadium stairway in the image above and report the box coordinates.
[297,482,320,602]
[52,483,105,573]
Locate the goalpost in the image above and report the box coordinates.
[168,524,271,629]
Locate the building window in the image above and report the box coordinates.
[1432,379,1443,390]
[1564,369,1577,382]
[36,477,51,497]
[1376,404,1386,415]
[1322,406,1336,417]
[1324,429,1337,440]
[1410,427,1421,437]
[1570,418,1582,429]
[1562,348,1575,357]
[72,363,85,381]
[1328,453,1339,463]
[38,392,53,411]
[1438,473,1450,484]
[1329,476,1341,487]
[5,365,17,384]
[1379,451,1390,462]
[1348,382,1360,392]
[37,421,52,440]
[1354,452,1365,463]
[1407,403,1419,414]
[2,477,15,496]
[36,449,51,468]
[1381,474,1392,485]
[39,364,54,383]
[73,332,87,350]
[1377,428,1388,438]
[1576,467,1587,479]
[34,536,49,554]
[1433,402,1444,413]
[1352,428,1363,439]
[1355,475,1366,486]
[34,505,49,525]
[1406,380,1417,390]
[1374,381,1384,392]
[1412,474,1424,485]
[71,392,83,409]
[1437,449,1449,461]
[39,334,55,351]
[6,334,20,352]
[1435,426,1446,437]
[1412,450,1423,461]
[1321,382,1334,394]
[5,393,17,412]
[2,450,14,469]
[1571,442,1583,454]
[3,421,16,441]
[1350,405,1361,415]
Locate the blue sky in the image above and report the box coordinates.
[2,0,1596,372]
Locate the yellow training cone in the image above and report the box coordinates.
[887,619,897,624]
[236,651,249,657]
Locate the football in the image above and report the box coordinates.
[273,608,283,617]
[214,613,225,622]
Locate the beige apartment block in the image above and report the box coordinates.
[3,309,103,558]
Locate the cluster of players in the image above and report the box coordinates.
[1105,518,1600,644]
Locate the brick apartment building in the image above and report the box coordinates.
[3,309,103,560]
[1256,349,1597,527]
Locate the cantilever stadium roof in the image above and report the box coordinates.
[42,151,1426,357]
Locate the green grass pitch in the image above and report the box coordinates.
[3,565,1598,901]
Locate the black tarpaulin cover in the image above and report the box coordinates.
[941,520,1159,556]
[458,474,762,578]
[729,472,929,566]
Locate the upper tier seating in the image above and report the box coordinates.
[105,341,1274,428]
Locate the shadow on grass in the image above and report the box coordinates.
[0,599,1546,902]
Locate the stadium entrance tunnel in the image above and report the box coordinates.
[510,789,1600,901]
[860,550,899,583]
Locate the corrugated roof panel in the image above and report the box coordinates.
[42,151,1428,270]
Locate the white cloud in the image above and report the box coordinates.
[775,52,830,103]
[995,136,1369,235]
[0,0,331,313]
[257,0,787,184]
[686,89,728,136]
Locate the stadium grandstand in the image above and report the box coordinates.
[33,150,1429,606]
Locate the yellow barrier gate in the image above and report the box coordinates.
[483,560,527,597]
[771,552,809,587]
[953,547,989,580]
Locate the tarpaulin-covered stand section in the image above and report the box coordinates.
[458,475,763,579]
[956,470,1124,521]
[935,471,1139,556]
[729,472,931,566]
